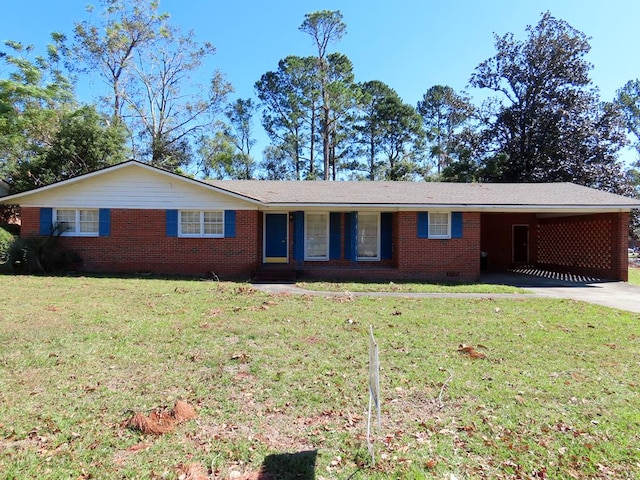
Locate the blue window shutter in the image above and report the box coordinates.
[329,212,341,259]
[344,213,352,260]
[294,211,304,262]
[346,212,358,262]
[39,208,53,235]
[99,209,111,237]
[417,212,429,238]
[451,212,463,238]
[224,210,236,238]
[381,212,393,260]
[166,210,178,237]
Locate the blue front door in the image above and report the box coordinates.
[264,213,288,263]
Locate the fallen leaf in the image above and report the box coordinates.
[127,442,150,452]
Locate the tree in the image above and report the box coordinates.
[616,79,640,156]
[353,80,400,180]
[12,105,127,192]
[255,55,319,179]
[223,98,257,179]
[196,130,235,179]
[72,0,167,122]
[0,39,76,185]
[299,10,349,180]
[352,81,426,181]
[417,85,475,175]
[197,99,257,180]
[261,145,292,180]
[72,0,232,171]
[469,12,629,193]
[321,53,359,180]
[376,95,426,180]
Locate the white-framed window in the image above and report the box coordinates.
[55,209,99,236]
[305,212,329,260]
[358,213,380,260]
[429,212,451,239]
[179,210,224,237]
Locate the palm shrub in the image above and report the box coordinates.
[3,225,81,273]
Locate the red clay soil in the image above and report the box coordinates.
[124,400,197,435]
[457,344,487,359]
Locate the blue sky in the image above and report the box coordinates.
[3,0,640,159]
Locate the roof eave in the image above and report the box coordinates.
[261,203,640,212]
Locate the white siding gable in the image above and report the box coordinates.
[12,164,258,210]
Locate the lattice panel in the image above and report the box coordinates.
[537,218,612,269]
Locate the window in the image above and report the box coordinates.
[55,209,99,236]
[429,212,450,239]
[179,210,223,237]
[305,213,329,260]
[358,213,380,260]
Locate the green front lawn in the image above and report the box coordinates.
[628,266,640,285]
[296,280,527,294]
[0,275,638,479]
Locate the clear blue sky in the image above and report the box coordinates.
[3,0,640,158]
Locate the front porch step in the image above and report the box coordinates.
[251,265,298,284]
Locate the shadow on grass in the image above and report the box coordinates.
[257,450,317,480]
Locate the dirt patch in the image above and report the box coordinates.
[123,400,197,435]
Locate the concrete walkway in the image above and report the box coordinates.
[252,271,640,314]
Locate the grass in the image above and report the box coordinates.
[0,275,638,479]
[627,266,640,286]
[296,280,527,294]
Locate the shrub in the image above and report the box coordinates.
[3,226,81,273]
[0,227,14,263]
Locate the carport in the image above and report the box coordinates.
[480,210,630,281]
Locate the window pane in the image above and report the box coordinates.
[181,211,201,235]
[203,211,223,235]
[306,213,328,258]
[358,214,379,258]
[429,212,449,237]
[78,209,98,233]
[56,209,76,233]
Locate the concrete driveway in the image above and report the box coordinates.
[482,271,640,313]
[253,270,640,314]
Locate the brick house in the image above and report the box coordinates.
[2,161,639,281]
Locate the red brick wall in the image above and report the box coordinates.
[21,207,261,278]
[396,211,481,281]
[25,207,627,281]
[481,213,539,270]
[289,212,480,282]
[28,208,483,281]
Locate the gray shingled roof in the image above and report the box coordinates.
[2,160,638,210]
[205,180,640,208]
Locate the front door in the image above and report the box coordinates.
[264,213,288,263]
[513,225,529,263]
